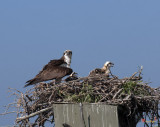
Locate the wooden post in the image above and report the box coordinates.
[53,103,119,127]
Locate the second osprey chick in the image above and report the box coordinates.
[89,61,114,77]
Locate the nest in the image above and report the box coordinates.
[3,68,160,126]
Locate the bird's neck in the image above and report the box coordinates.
[63,55,71,68]
[101,66,107,71]
[101,66,110,73]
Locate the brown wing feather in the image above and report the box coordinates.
[38,66,72,80]
[25,66,72,87]
[89,68,104,76]
[41,59,65,72]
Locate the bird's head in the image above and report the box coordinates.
[63,50,72,59]
[104,61,114,69]
[70,72,78,77]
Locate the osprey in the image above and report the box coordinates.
[65,72,78,82]
[24,50,73,87]
[89,61,114,77]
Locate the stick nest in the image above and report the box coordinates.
[5,69,160,126]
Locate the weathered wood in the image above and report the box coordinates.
[54,104,119,127]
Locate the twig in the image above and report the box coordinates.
[112,88,123,100]
[138,66,143,78]
[0,111,17,115]
[16,107,53,122]
[98,86,118,102]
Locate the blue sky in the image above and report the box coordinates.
[0,0,160,126]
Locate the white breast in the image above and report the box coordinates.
[64,55,71,68]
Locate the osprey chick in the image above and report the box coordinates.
[65,72,78,82]
[89,61,114,77]
[24,50,73,87]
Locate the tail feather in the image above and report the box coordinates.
[24,78,41,87]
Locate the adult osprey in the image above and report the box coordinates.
[24,50,73,87]
[89,61,114,77]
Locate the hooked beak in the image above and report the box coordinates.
[110,62,114,67]
[107,62,114,68]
